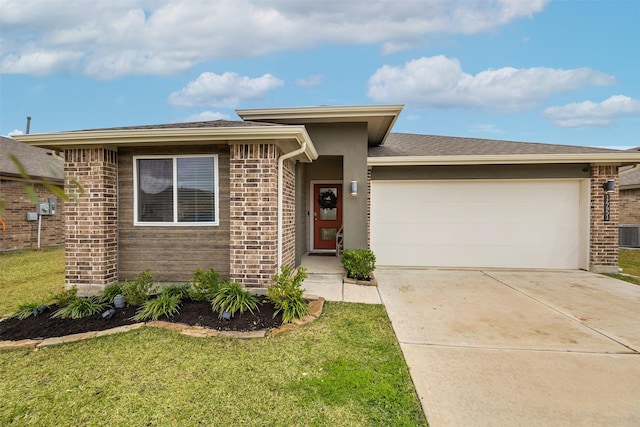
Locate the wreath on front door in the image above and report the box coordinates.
[318,190,338,209]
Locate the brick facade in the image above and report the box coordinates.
[589,165,619,273]
[229,144,280,287]
[64,148,118,294]
[281,158,296,269]
[620,188,640,225]
[0,179,64,252]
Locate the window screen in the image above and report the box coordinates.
[136,156,217,225]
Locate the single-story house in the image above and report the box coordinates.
[0,136,65,252]
[14,105,640,293]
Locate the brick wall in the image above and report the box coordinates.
[229,144,279,287]
[620,188,640,225]
[589,165,619,273]
[281,158,296,268]
[0,179,64,252]
[64,148,118,294]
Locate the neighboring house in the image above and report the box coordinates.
[619,147,640,226]
[15,105,640,294]
[0,136,65,252]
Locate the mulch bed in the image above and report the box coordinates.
[0,300,283,341]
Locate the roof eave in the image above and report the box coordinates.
[14,126,318,162]
[236,104,404,146]
[367,153,640,166]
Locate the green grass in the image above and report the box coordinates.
[0,248,64,317]
[0,303,427,426]
[619,249,640,277]
[608,249,640,286]
[0,249,425,425]
[606,273,640,286]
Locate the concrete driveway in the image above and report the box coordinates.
[376,269,640,427]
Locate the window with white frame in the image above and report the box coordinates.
[134,155,219,225]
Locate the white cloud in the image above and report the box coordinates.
[1,50,83,75]
[296,74,323,87]
[180,111,232,122]
[367,55,615,112]
[168,72,284,108]
[8,129,23,136]
[0,0,549,78]
[543,95,640,127]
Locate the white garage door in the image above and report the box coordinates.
[370,180,587,269]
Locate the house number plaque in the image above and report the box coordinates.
[604,193,610,221]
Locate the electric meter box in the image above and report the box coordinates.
[35,198,57,216]
[48,197,57,215]
[36,202,51,216]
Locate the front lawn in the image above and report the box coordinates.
[619,248,640,277]
[0,248,64,317]
[0,249,427,426]
[0,303,426,426]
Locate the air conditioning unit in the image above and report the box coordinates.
[619,225,640,248]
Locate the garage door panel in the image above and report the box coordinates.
[375,243,579,269]
[374,201,579,225]
[380,181,580,203]
[371,180,585,269]
[373,222,579,246]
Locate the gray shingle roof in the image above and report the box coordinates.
[620,165,640,189]
[0,136,63,181]
[369,133,625,157]
[73,119,277,132]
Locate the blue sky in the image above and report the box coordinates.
[1,0,639,148]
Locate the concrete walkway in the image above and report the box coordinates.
[376,269,640,426]
[300,254,382,304]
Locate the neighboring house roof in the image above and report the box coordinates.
[619,147,640,189]
[0,136,63,182]
[368,133,640,166]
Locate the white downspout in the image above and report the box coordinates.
[278,141,307,269]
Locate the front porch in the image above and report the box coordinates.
[300,253,381,304]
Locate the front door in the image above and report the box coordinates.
[313,184,342,250]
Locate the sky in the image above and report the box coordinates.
[1,0,639,149]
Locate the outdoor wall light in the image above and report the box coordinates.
[102,308,116,320]
[602,179,615,193]
[350,180,358,196]
[221,311,232,320]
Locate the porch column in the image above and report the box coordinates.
[64,148,118,294]
[229,143,282,287]
[589,164,619,273]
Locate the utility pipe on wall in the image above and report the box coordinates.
[277,141,307,270]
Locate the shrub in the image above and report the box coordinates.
[188,268,222,301]
[341,249,376,280]
[122,270,154,306]
[211,281,259,319]
[162,283,191,300]
[51,287,78,307]
[12,301,49,320]
[268,266,309,323]
[51,297,108,319]
[98,283,124,304]
[132,290,182,321]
